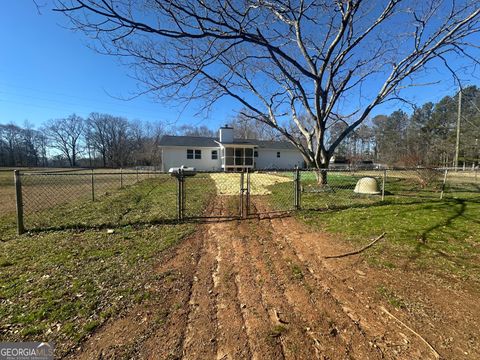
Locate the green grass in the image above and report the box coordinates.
[298,196,480,283]
[0,175,216,356]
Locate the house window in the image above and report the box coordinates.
[254,150,258,157]
[187,149,202,159]
[277,151,281,158]
[211,150,218,160]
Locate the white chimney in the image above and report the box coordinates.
[219,124,234,143]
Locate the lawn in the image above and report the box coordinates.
[298,194,480,284]
[0,175,215,356]
[263,169,480,283]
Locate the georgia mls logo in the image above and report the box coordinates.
[0,342,54,360]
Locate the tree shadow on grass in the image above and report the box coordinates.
[405,198,473,270]
[24,215,244,235]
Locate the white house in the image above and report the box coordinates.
[159,125,305,171]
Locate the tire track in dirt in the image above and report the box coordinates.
[230,221,320,359]
[267,212,433,359]
[235,216,383,359]
[179,225,218,360]
[208,207,284,359]
[252,216,383,359]
[208,199,252,360]
[67,195,449,359]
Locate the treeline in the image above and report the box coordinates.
[0,114,164,168]
[0,123,48,168]
[0,110,276,169]
[2,86,479,168]
[331,86,480,167]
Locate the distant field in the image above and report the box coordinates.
[0,171,15,216]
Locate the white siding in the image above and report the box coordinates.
[255,149,304,169]
[162,146,222,171]
[161,145,304,171]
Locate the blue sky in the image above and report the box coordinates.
[0,1,236,130]
[0,1,478,131]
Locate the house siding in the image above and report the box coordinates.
[162,146,222,171]
[255,148,304,169]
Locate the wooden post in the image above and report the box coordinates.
[120,168,123,188]
[91,169,95,201]
[14,170,25,235]
[440,169,448,200]
[136,168,139,183]
[382,169,386,201]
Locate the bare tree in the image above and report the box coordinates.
[45,114,85,167]
[56,0,480,182]
[87,112,110,167]
[231,109,279,140]
[178,124,216,137]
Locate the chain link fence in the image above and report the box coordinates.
[9,167,479,234]
[16,169,177,231]
[299,168,479,211]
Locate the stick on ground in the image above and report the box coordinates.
[380,306,441,359]
[323,232,386,259]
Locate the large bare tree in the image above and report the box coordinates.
[45,114,85,167]
[56,0,480,181]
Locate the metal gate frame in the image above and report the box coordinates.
[176,168,301,221]
[244,167,301,217]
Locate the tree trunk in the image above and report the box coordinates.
[307,156,330,186]
[315,165,328,186]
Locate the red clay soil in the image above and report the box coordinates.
[67,198,480,359]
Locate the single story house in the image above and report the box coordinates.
[159,125,305,171]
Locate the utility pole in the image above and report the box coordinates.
[454,88,462,171]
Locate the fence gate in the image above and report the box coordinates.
[245,169,300,216]
[180,172,243,220]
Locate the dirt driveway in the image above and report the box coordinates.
[68,198,480,359]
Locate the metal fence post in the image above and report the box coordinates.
[440,168,448,200]
[294,166,301,210]
[91,169,95,202]
[382,169,386,201]
[177,169,185,221]
[14,170,25,235]
[246,169,251,216]
[120,168,123,188]
[240,171,245,218]
[136,168,139,183]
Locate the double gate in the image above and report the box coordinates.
[176,169,301,220]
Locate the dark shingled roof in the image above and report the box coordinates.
[159,135,297,150]
[159,135,219,147]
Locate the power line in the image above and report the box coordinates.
[0,99,160,121]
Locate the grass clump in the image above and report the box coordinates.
[269,324,287,338]
[377,285,407,309]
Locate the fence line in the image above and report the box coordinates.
[11,167,479,234]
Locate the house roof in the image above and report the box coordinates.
[159,135,297,150]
